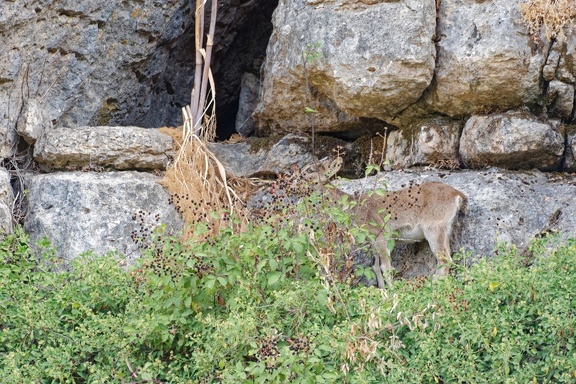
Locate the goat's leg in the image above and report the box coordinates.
[380,253,393,287]
[424,227,452,277]
[372,252,386,289]
[372,240,393,288]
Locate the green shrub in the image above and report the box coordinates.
[1,206,575,382]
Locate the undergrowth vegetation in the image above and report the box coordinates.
[1,178,576,383]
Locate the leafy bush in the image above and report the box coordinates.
[1,206,575,382]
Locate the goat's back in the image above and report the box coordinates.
[359,181,467,234]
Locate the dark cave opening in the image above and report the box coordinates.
[212,0,278,140]
[134,0,278,141]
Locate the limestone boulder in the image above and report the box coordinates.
[459,112,564,171]
[209,134,315,177]
[0,0,275,140]
[1,0,153,135]
[545,28,576,85]
[543,29,576,121]
[385,118,461,169]
[423,0,544,117]
[208,141,267,177]
[545,80,575,119]
[335,168,576,279]
[254,0,436,133]
[23,172,183,261]
[34,126,174,171]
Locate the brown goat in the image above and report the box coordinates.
[302,159,467,288]
[334,182,467,287]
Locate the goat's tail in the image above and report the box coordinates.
[457,193,468,217]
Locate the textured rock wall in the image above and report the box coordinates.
[0,168,13,235]
[1,0,190,142]
[254,0,436,132]
[420,0,543,117]
[24,171,182,261]
[253,0,575,134]
[0,0,276,158]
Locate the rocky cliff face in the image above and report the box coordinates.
[253,0,437,132]
[253,0,575,134]
[0,0,276,155]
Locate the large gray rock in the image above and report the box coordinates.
[24,172,183,261]
[423,0,544,117]
[254,0,436,133]
[565,129,576,172]
[34,126,174,170]
[545,80,575,119]
[335,168,576,278]
[1,0,151,135]
[0,168,14,235]
[385,118,461,169]
[0,0,274,141]
[459,111,564,171]
[545,29,576,85]
[208,134,315,176]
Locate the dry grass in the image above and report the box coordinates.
[519,0,576,41]
[160,120,250,240]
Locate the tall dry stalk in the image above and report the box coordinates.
[163,0,248,240]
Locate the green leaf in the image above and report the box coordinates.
[269,258,278,271]
[317,290,328,306]
[256,260,267,272]
[217,276,228,287]
[267,271,282,285]
[322,372,339,380]
[204,277,216,290]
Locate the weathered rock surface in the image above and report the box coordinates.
[459,112,564,171]
[546,80,575,119]
[565,129,576,172]
[24,172,183,261]
[253,0,575,136]
[544,30,576,89]
[422,0,544,117]
[254,0,436,133]
[208,134,315,176]
[1,0,181,135]
[16,99,54,145]
[34,126,174,170]
[335,168,576,279]
[235,72,260,137]
[0,0,276,143]
[385,118,461,169]
[0,168,14,235]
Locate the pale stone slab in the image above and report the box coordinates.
[34,126,174,171]
[23,171,183,261]
[0,168,14,235]
[459,111,564,171]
